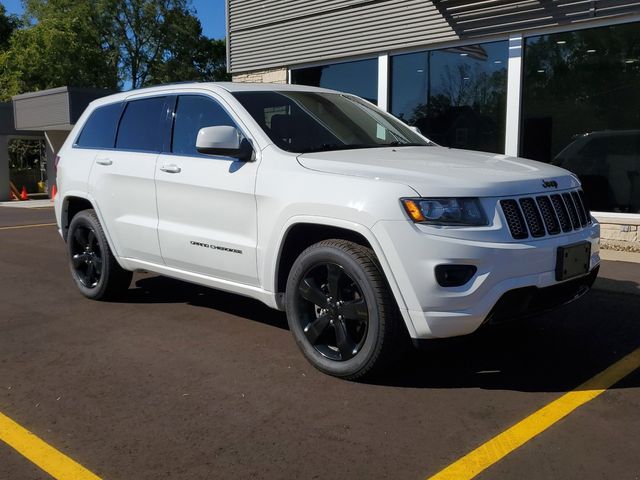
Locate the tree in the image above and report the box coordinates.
[0,0,229,99]
[0,0,118,99]
[0,4,19,51]
[102,0,229,88]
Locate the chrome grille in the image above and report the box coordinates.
[501,189,591,240]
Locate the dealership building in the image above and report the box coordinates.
[227,0,640,250]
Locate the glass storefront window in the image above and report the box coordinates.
[390,41,508,154]
[290,58,378,104]
[522,22,640,213]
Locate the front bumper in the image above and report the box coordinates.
[372,220,600,339]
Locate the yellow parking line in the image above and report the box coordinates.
[0,411,101,480]
[0,222,57,231]
[427,347,640,480]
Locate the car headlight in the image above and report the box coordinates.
[401,198,488,226]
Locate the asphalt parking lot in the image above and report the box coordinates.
[1,205,639,480]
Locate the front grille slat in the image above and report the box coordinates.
[500,199,528,239]
[501,188,591,240]
[576,190,591,225]
[519,198,545,237]
[571,191,588,227]
[536,196,560,235]
[562,192,581,230]
[550,194,573,232]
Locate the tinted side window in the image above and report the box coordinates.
[76,103,122,148]
[116,97,167,152]
[172,95,236,156]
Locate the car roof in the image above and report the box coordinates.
[88,81,340,109]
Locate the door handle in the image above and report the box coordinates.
[160,164,181,174]
[96,158,112,166]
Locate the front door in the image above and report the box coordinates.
[155,94,259,286]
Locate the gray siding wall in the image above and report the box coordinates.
[13,88,71,131]
[228,0,640,73]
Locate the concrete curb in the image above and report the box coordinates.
[0,200,53,209]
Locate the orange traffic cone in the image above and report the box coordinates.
[20,186,28,201]
[50,184,57,202]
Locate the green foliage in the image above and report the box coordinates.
[0,0,228,100]
[0,4,20,50]
[0,11,119,100]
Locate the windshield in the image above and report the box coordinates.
[232,91,433,153]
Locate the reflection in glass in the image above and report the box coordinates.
[522,22,640,213]
[291,58,378,104]
[390,41,508,153]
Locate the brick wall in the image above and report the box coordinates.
[600,223,640,252]
[232,68,287,84]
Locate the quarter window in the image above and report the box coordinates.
[171,95,237,156]
[116,97,167,152]
[75,103,122,149]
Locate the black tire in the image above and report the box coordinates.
[285,239,406,381]
[67,209,132,300]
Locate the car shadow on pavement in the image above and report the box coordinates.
[127,274,639,393]
[377,279,640,392]
[128,274,289,330]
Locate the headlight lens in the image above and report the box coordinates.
[401,198,488,226]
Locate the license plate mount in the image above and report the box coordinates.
[556,242,591,281]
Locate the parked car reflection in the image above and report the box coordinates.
[552,130,640,213]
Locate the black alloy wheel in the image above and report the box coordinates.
[296,262,369,361]
[285,239,406,380]
[66,209,132,300]
[69,225,103,288]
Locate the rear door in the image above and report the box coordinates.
[88,96,170,264]
[155,93,259,285]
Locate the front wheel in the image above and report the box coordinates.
[285,239,405,380]
[67,209,132,300]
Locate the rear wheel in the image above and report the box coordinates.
[285,239,405,380]
[67,209,132,300]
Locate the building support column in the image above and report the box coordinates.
[377,54,389,111]
[0,135,8,201]
[505,34,523,157]
[44,131,69,197]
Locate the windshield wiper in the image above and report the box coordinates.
[297,143,381,153]
[377,141,431,147]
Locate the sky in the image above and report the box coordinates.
[1,0,227,39]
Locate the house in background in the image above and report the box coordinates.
[226,0,640,251]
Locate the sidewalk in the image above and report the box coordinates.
[0,199,53,209]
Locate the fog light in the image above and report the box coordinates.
[435,265,477,287]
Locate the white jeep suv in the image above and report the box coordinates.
[54,83,600,380]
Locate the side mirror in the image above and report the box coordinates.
[196,126,253,161]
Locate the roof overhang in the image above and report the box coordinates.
[12,86,114,132]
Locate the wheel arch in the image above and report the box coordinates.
[270,217,416,337]
[60,194,124,268]
[61,194,96,241]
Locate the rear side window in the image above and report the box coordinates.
[116,97,167,152]
[172,95,236,156]
[75,103,122,148]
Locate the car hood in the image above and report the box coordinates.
[297,146,580,197]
